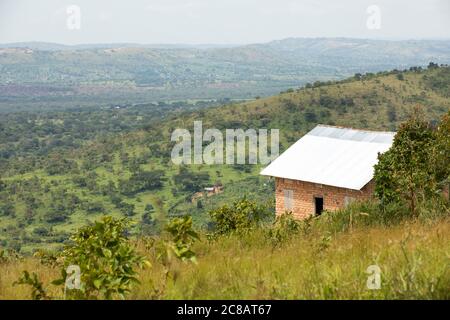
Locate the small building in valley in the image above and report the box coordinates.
[191,184,224,203]
[260,125,395,219]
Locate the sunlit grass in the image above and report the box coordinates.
[2,215,448,300]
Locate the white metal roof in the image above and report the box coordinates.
[260,125,395,190]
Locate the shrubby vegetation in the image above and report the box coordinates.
[374,111,449,215]
[3,104,449,299]
[4,193,449,299]
[208,198,272,235]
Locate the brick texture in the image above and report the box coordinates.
[275,178,375,219]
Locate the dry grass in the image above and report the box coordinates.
[1,218,449,300]
[136,219,449,299]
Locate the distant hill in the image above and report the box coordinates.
[0,42,237,51]
[1,38,449,109]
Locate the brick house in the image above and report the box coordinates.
[260,125,395,219]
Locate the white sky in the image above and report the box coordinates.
[0,0,449,44]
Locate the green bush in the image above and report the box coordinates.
[54,216,149,299]
[266,212,302,246]
[161,215,199,264]
[208,198,272,235]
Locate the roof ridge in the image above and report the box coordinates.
[315,124,396,134]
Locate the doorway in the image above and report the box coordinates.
[314,197,324,215]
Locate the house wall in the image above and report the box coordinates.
[275,178,375,219]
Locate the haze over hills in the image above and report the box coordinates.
[1,38,450,109]
[0,42,239,51]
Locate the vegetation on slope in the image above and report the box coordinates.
[2,203,448,300]
[0,65,449,252]
[1,111,448,300]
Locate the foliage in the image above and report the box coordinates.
[162,215,200,264]
[0,202,15,217]
[53,216,150,299]
[173,166,210,193]
[208,198,272,235]
[144,215,200,299]
[431,111,450,188]
[14,271,50,300]
[266,212,302,246]
[374,110,447,215]
[33,249,60,268]
[2,199,450,300]
[119,170,165,196]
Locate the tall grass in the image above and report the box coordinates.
[1,201,449,300]
[130,217,449,299]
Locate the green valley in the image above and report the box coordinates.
[0,64,449,253]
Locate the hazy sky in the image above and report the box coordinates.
[1,0,449,44]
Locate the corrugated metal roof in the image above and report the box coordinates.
[260,125,395,190]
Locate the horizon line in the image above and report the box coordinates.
[1,36,450,48]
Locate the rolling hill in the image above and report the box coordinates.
[0,64,449,253]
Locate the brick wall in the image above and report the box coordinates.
[275,178,375,219]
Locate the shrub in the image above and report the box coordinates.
[267,212,301,246]
[119,170,165,195]
[208,198,272,235]
[160,215,199,264]
[54,216,149,299]
[118,201,136,217]
[33,226,51,236]
[0,202,15,217]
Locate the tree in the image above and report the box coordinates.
[431,112,450,192]
[43,209,69,223]
[119,170,165,195]
[387,106,397,123]
[428,62,439,69]
[118,201,136,217]
[0,202,15,217]
[304,109,317,123]
[374,109,441,215]
[173,166,210,193]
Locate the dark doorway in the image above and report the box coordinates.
[314,197,324,215]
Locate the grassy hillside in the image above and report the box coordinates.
[1,208,449,300]
[0,65,449,252]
